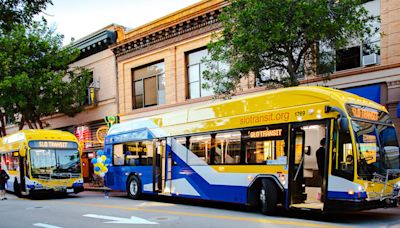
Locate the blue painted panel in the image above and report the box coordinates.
[327,191,367,201]
[344,84,381,103]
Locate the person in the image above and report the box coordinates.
[316,138,326,177]
[0,167,10,200]
[345,154,354,170]
[315,138,326,202]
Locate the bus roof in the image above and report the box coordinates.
[108,86,386,137]
[0,129,78,148]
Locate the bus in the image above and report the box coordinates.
[104,86,400,213]
[0,130,84,196]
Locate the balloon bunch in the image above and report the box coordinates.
[91,150,111,177]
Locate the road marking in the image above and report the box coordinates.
[83,214,158,224]
[33,223,63,228]
[59,201,344,228]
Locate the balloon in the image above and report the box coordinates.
[94,171,100,175]
[97,150,104,156]
[94,166,100,172]
[101,155,107,161]
[91,158,97,164]
[97,157,103,163]
[105,158,111,165]
[101,167,108,173]
[99,172,105,177]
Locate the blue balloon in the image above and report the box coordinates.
[91,158,97,164]
[105,158,111,164]
[94,166,100,172]
[97,150,104,156]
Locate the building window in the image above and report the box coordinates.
[133,61,165,109]
[186,49,215,99]
[82,72,94,106]
[336,46,361,71]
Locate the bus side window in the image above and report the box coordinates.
[331,121,354,180]
[113,144,125,165]
[215,131,241,164]
[189,135,211,165]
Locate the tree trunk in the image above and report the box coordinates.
[37,119,44,129]
[19,116,26,130]
[0,113,5,136]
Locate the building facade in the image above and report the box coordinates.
[112,0,400,139]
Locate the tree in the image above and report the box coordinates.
[0,20,92,131]
[0,0,52,31]
[203,0,377,95]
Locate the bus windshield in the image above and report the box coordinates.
[352,120,400,180]
[30,149,81,178]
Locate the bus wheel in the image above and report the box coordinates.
[260,179,277,215]
[13,181,22,198]
[127,175,141,200]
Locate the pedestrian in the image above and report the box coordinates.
[316,137,326,202]
[0,167,10,200]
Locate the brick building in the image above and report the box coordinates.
[112,0,400,139]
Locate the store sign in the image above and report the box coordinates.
[249,129,282,138]
[351,107,379,121]
[29,141,78,149]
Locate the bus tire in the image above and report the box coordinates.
[127,175,141,200]
[13,181,22,198]
[260,179,277,215]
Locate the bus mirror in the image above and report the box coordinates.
[325,105,349,133]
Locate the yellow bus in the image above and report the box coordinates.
[0,130,84,196]
[104,86,400,213]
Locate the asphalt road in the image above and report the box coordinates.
[0,191,399,228]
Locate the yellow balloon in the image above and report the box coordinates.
[101,155,107,161]
[101,167,108,173]
[94,171,100,175]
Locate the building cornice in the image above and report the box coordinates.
[112,0,226,60]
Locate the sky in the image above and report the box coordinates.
[40,0,201,44]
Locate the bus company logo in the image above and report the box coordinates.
[38,141,68,148]
[249,129,283,138]
[239,112,290,125]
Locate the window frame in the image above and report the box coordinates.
[132,61,165,109]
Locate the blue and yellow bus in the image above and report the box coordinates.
[0,130,84,196]
[104,86,400,213]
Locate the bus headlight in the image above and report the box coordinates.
[394,181,400,190]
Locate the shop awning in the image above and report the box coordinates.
[344,84,381,104]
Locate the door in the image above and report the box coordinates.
[152,139,166,193]
[289,121,330,210]
[289,128,306,205]
[19,156,26,192]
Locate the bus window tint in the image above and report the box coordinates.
[215,131,241,164]
[189,135,211,164]
[378,126,399,170]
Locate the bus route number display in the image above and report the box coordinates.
[29,141,78,149]
[351,107,379,121]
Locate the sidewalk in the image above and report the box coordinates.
[83,183,112,192]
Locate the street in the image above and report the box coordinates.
[0,191,399,228]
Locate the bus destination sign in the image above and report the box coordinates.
[29,141,78,149]
[350,107,379,121]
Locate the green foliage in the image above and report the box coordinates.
[0,20,91,129]
[204,0,378,95]
[0,0,52,31]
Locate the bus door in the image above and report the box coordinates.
[152,139,166,193]
[289,127,306,205]
[19,156,26,193]
[289,121,329,211]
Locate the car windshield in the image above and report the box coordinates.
[352,120,400,180]
[30,149,81,178]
